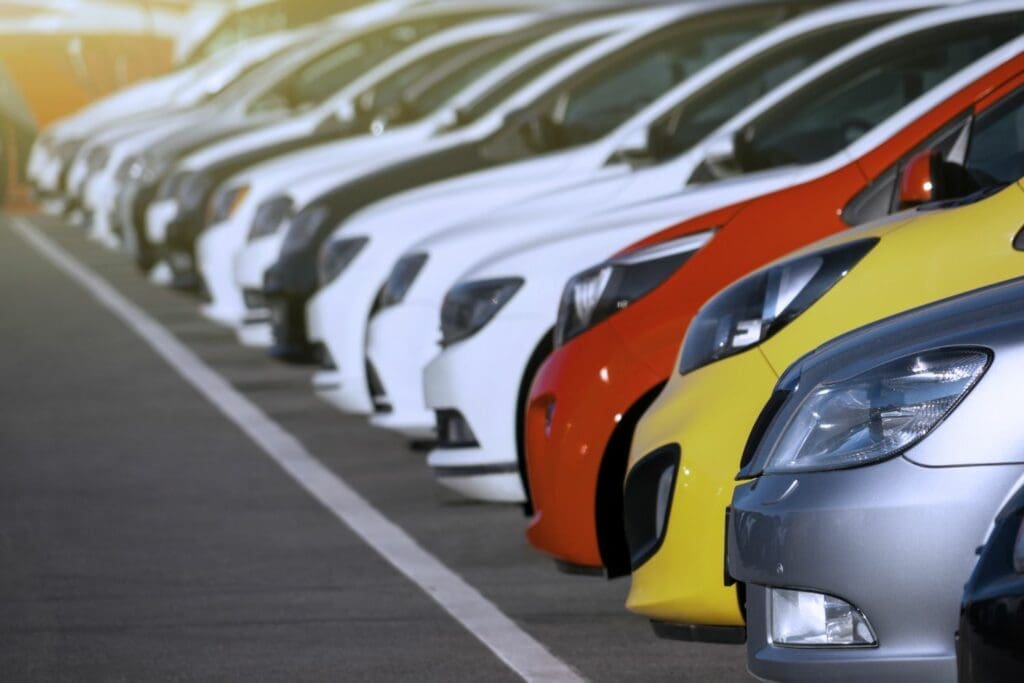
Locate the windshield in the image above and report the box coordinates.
[649,11,914,162]
[240,11,500,114]
[533,5,794,151]
[356,33,544,122]
[735,11,1024,172]
[456,35,605,128]
[400,31,557,122]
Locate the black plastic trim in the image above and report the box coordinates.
[650,621,746,645]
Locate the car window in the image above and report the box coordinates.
[404,31,558,121]
[548,8,787,147]
[455,36,605,128]
[735,11,1024,172]
[248,12,495,113]
[965,85,1024,186]
[355,37,495,119]
[650,12,915,162]
[191,4,290,64]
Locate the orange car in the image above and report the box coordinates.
[525,28,1024,580]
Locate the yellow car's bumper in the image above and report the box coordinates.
[625,347,777,627]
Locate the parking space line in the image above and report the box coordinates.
[10,217,584,683]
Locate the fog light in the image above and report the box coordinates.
[770,588,877,647]
[436,410,479,448]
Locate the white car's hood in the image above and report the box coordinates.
[401,163,826,307]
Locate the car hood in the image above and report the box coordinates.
[400,165,816,307]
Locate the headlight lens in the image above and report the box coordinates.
[139,154,172,186]
[85,145,110,172]
[115,155,140,183]
[680,239,877,375]
[208,183,251,224]
[376,253,428,310]
[249,195,294,241]
[440,278,523,347]
[177,172,213,212]
[158,170,188,201]
[555,230,714,348]
[56,138,84,165]
[318,236,368,286]
[763,348,990,474]
[282,204,331,256]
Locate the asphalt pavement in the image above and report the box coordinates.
[0,212,753,682]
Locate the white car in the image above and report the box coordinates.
[28,29,305,205]
[364,0,1021,449]
[198,11,634,329]
[423,201,721,501]
[152,11,548,285]
[120,3,542,273]
[248,2,743,359]
[306,0,893,416]
[66,23,336,243]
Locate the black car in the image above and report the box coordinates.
[958,484,1024,683]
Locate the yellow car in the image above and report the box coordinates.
[624,178,1024,640]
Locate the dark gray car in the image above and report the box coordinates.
[727,276,1024,682]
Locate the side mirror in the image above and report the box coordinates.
[435,107,460,132]
[898,149,977,209]
[610,127,650,164]
[897,150,936,208]
[702,130,740,179]
[513,110,563,152]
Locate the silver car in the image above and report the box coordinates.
[726,275,1024,682]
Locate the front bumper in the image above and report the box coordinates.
[524,322,661,570]
[82,173,120,244]
[196,220,248,327]
[365,303,439,440]
[625,349,777,629]
[145,199,179,247]
[422,315,540,504]
[728,459,1024,683]
[304,275,374,416]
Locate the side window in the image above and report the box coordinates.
[651,13,907,161]
[547,10,781,146]
[965,85,1024,186]
[841,113,971,225]
[196,5,289,63]
[739,12,1024,172]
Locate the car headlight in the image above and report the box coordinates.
[139,154,172,186]
[679,239,878,375]
[208,183,251,224]
[318,236,368,286]
[115,155,140,183]
[177,171,213,212]
[762,348,990,474]
[440,278,523,347]
[158,170,188,201]
[249,195,294,241]
[376,253,428,310]
[554,230,715,348]
[56,138,84,165]
[281,204,331,256]
[85,145,110,172]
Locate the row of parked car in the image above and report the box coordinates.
[26,1,1024,680]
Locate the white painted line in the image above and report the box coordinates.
[11,217,584,683]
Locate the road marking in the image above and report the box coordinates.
[11,217,584,683]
